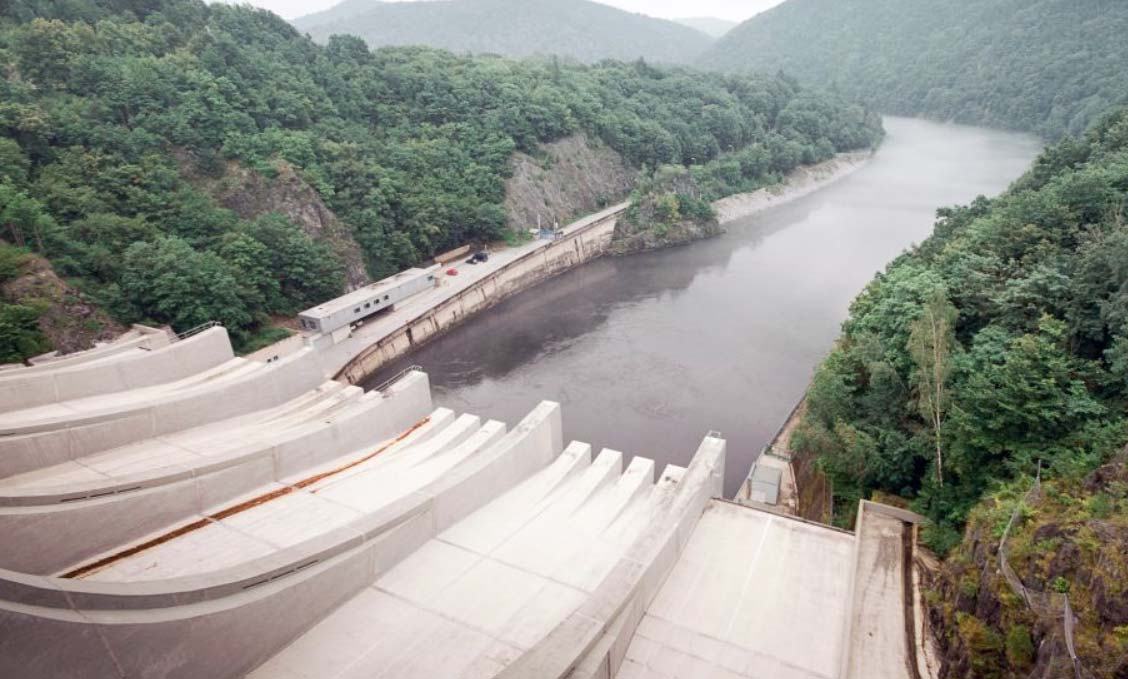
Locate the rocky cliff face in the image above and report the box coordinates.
[925,458,1128,679]
[178,153,370,290]
[608,167,721,255]
[608,215,721,255]
[504,134,635,233]
[2,254,125,355]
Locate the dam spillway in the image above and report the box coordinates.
[0,324,933,678]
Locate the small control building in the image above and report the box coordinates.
[298,268,436,335]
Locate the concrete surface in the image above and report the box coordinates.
[1,324,169,374]
[613,500,854,679]
[0,402,565,679]
[0,348,325,478]
[249,438,714,679]
[0,326,232,413]
[0,373,434,574]
[838,502,924,679]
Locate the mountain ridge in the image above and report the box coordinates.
[293,0,713,64]
[698,0,1128,139]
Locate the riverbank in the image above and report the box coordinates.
[307,153,878,383]
[353,117,1042,498]
[712,150,875,224]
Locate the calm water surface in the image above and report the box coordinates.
[366,117,1042,496]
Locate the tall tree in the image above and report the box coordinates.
[908,289,957,487]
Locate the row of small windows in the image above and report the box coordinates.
[353,295,392,315]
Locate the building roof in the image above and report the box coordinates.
[299,268,432,320]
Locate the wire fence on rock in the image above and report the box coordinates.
[996,472,1095,679]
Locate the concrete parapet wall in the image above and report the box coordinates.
[336,210,621,384]
[0,349,325,479]
[0,373,434,574]
[837,500,923,679]
[0,401,564,679]
[0,327,233,413]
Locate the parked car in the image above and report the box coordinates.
[471,250,489,263]
[446,268,459,276]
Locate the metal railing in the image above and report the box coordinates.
[372,365,423,395]
[176,320,221,341]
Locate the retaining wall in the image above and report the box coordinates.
[9,325,170,374]
[336,209,621,384]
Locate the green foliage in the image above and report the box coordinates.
[0,242,29,283]
[117,236,252,339]
[700,0,1128,139]
[956,612,1004,676]
[795,109,1128,547]
[0,0,881,341]
[0,301,50,363]
[237,325,294,356]
[1004,625,1035,669]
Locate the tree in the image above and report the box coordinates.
[119,236,251,336]
[0,302,50,364]
[908,289,958,487]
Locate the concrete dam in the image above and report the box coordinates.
[0,306,938,678]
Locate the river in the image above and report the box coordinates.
[364,117,1042,497]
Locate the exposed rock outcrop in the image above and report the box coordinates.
[504,134,635,232]
[925,456,1128,679]
[609,215,721,255]
[608,166,721,255]
[177,153,370,289]
[2,254,125,355]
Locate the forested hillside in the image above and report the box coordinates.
[294,0,712,64]
[795,109,1128,542]
[698,0,1128,139]
[0,0,881,357]
[792,108,1128,673]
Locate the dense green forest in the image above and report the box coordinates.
[294,0,712,65]
[793,109,1128,551]
[698,0,1128,139]
[0,0,881,356]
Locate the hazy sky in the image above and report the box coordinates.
[223,0,786,23]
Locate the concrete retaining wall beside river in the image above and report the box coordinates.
[335,209,620,384]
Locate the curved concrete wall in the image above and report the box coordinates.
[0,349,326,479]
[1,325,170,375]
[0,327,233,413]
[0,402,564,679]
[0,373,434,574]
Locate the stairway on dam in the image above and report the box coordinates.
[0,325,937,678]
